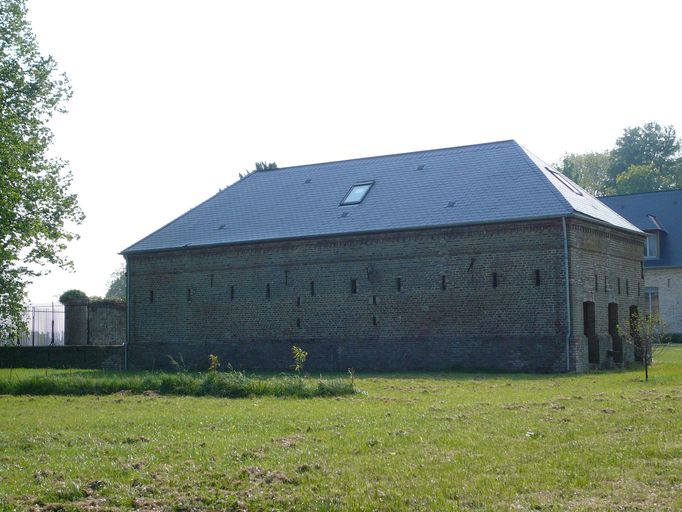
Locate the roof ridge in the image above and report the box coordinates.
[602,188,682,198]
[252,139,517,174]
[511,142,574,216]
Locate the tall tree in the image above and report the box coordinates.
[255,161,278,171]
[105,266,126,301]
[0,0,83,340]
[558,123,682,195]
[556,151,613,196]
[609,122,682,192]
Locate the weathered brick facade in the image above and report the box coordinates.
[126,217,644,372]
[568,219,645,371]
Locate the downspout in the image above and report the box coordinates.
[562,217,571,371]
[124,254,130,371]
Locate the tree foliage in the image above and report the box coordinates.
[0,0,83,340]
[105,265,126,300]
[58,289,88,305]
[557,151,613,196]
[239,161,277,179]
[558,122,682,196]
[618,312,670,382]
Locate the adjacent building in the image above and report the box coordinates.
[600,190,682,337]
[122,140,645,372]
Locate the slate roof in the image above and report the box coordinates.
[600,189,682,268]
[123,140,641,254]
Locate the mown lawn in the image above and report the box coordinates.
[1,347,681,511]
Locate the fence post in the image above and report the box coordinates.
[51,302,55,346]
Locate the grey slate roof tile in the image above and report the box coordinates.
[123,140,641,254]
[600,189,682,268]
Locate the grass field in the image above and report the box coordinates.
[1,347,681,511]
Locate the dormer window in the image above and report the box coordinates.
[340,181,374,205]
[644,233,659,259]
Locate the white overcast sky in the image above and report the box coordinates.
[24,0,682,303]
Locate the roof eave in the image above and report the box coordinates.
[570,212,645,237]
[122,211,643,256]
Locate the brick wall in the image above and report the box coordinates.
[88,300,126,345]
[63,300,126,346]
[568,219,646,370]
[126,218,644,373]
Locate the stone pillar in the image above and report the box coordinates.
[63,298,89,345]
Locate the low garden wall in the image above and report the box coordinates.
[0,345,124,370]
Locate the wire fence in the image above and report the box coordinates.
[15,304,65,346]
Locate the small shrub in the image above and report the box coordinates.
[167,354,188,372]
[291,345,308,376]
[208,354,220,373]
[58,289,88,304]
[348,368,355,390]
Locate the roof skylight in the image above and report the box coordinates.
[341,181,373,205]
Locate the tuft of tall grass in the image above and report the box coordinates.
[0,370,355,398]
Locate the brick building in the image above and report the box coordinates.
[122,140,645,372]
[601,190,682,337]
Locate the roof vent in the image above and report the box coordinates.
[304,178,312,184]
[340,211,349,218]
[446,201,455,208]
[416,164,425,171]
[218,224,226,230]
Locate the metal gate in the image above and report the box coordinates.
[15,304,65,346]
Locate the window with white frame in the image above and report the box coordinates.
[645,287,659,317]
[644,233,659,259]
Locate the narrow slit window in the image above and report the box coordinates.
[351,279,357,294]
[284,270,289,286]
[372,315,378,326]
[230,285,235,300]
[441,275,447,290]
[340,181,374,205]
[492,272,498,288]
[372,295,377,305]
[296,318,301,329]
[618,278,621,295]
[210,274,214,287]
[310,281,315,297]
[534,270,541,286]
[187,288,192,303]
[149,290,154,304]
[266,283,271,299]
[604,275,607,291]
[396,277,402,292]
[595,274,598,292]
[296,296,301,307]
[626,279,629,296]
